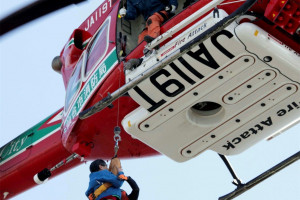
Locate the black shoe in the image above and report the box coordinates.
[144,35,155,43]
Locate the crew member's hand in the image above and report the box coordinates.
[88,193,96,200]
[118,174,128,181]
[119,8,127,18]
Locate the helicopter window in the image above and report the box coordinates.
[65,55,83,111]
[85,19,110,76]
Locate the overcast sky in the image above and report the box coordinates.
[0,0,300,200]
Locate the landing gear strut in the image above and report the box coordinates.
[218,151,300,200]
[218,154,244,188]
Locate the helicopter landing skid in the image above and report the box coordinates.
[219,151,300,200]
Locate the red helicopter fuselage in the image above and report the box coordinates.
[1,0,299,199]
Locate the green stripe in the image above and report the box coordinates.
[67,38,75,48]
[0,113,61,164]
[82,38,91,48]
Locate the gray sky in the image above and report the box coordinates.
[0,0,299,199]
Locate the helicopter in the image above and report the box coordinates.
[0,0,300,199]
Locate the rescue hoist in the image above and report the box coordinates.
[113,126,122,157]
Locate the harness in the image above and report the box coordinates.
[157,10,168,22]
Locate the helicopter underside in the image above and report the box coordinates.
[122,10,300,162]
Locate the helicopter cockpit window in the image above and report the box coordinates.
[65,55,83,111]
[85,19,110,77]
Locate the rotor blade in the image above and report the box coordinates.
[0,0,87,36]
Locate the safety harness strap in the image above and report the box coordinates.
[158,10,168,22]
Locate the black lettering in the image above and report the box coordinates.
[287,104,294,112]
[223,141,235,150]
[255,124,263,131]
[232,137,242,144]
[261,117,272,126]
[249,128,258,135]
[169,62,196,85]
[211,30,235,59]
[133,86,166,112]
[150,69,185,97]
[187,43,220,69]
[240,131,250,139]
[277,109,286,116]
[178,57,205,79]
[292,102,299,109]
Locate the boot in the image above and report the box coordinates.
[144,35,159,50]
[144,35,155,44]
[124,58,143,71]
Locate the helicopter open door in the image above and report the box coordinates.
[115,0,191,59]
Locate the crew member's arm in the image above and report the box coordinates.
[85,180,96,198]
[123,0,139,20]
[169,0,178,8]
[126,176,140,200]
[169,0,178,13]
[96,170,125,188]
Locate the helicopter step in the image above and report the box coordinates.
[121,9,300,162]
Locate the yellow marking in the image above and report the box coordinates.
[128,121,131,127]
[254,30,259,36]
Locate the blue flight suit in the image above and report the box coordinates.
[125,0,178,21]
[85,170,124,200]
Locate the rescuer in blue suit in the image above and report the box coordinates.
[85,159,124,200]
[119,0,178,43]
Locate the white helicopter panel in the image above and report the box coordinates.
[122,12,300,162]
